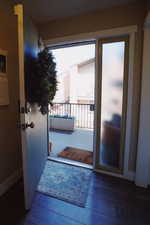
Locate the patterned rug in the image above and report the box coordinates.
[37,161,92,207]
[58,147,93,165]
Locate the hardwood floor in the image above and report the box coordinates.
[1,172,150,225]
[0,181,25,225]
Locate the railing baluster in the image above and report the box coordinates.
[90,105,91,129]
[88,106,89,129]
[81,104,82,128]
[79,104,81,128]
[49,103,94,129]
[85,104,86,129]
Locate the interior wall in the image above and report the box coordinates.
[0,0,21,184]
[135,8,150,187]
[39,1,146,41]
[147,0,150,10]
[38,1,146,172]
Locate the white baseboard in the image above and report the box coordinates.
[0,169,22,196]
[94,168,136,181]
[125,171,135,181]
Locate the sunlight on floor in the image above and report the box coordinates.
[49,128,93,157]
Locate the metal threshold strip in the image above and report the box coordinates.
[48,156,93,170]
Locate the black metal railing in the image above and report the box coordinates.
[49,103,94,129]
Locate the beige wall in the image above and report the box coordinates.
[135,8,150,187]
[38,1,147,172]
[0,0,21,184]
[147,0,150,10]
[39,1,146,41]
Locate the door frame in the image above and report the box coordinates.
[44,26,137,181]
[48,41,96,167]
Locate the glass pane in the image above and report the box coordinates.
[99,41,125,170]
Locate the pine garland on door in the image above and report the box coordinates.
[27,48,57,115]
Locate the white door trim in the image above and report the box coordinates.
[123,32,136,181]
[44,25,137,46]
[45,25,137,181]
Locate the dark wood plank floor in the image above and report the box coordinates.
[1,171,150,225]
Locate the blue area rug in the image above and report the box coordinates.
[37,161,92,207]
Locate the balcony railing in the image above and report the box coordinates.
[49,103,94,129]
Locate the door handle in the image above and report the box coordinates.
[21,122,35,130]
[26,122,35,128]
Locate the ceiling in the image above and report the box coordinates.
[15,0,137,24]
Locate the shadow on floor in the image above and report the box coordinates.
[1,171,150,225]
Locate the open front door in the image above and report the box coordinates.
[14,5,48,210]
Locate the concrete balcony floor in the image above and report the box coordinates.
[49,128,93,158]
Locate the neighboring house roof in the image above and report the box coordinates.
[77,58,95,68]
[57,58,95,76]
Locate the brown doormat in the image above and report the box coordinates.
[58,147,93,165]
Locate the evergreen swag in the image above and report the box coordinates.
[27,48,57,115]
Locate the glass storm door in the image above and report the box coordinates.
[94,37,129,173]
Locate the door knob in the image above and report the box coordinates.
[21,122,35,130]
[26,122,35,128]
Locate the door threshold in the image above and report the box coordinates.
[48,156,93,170]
